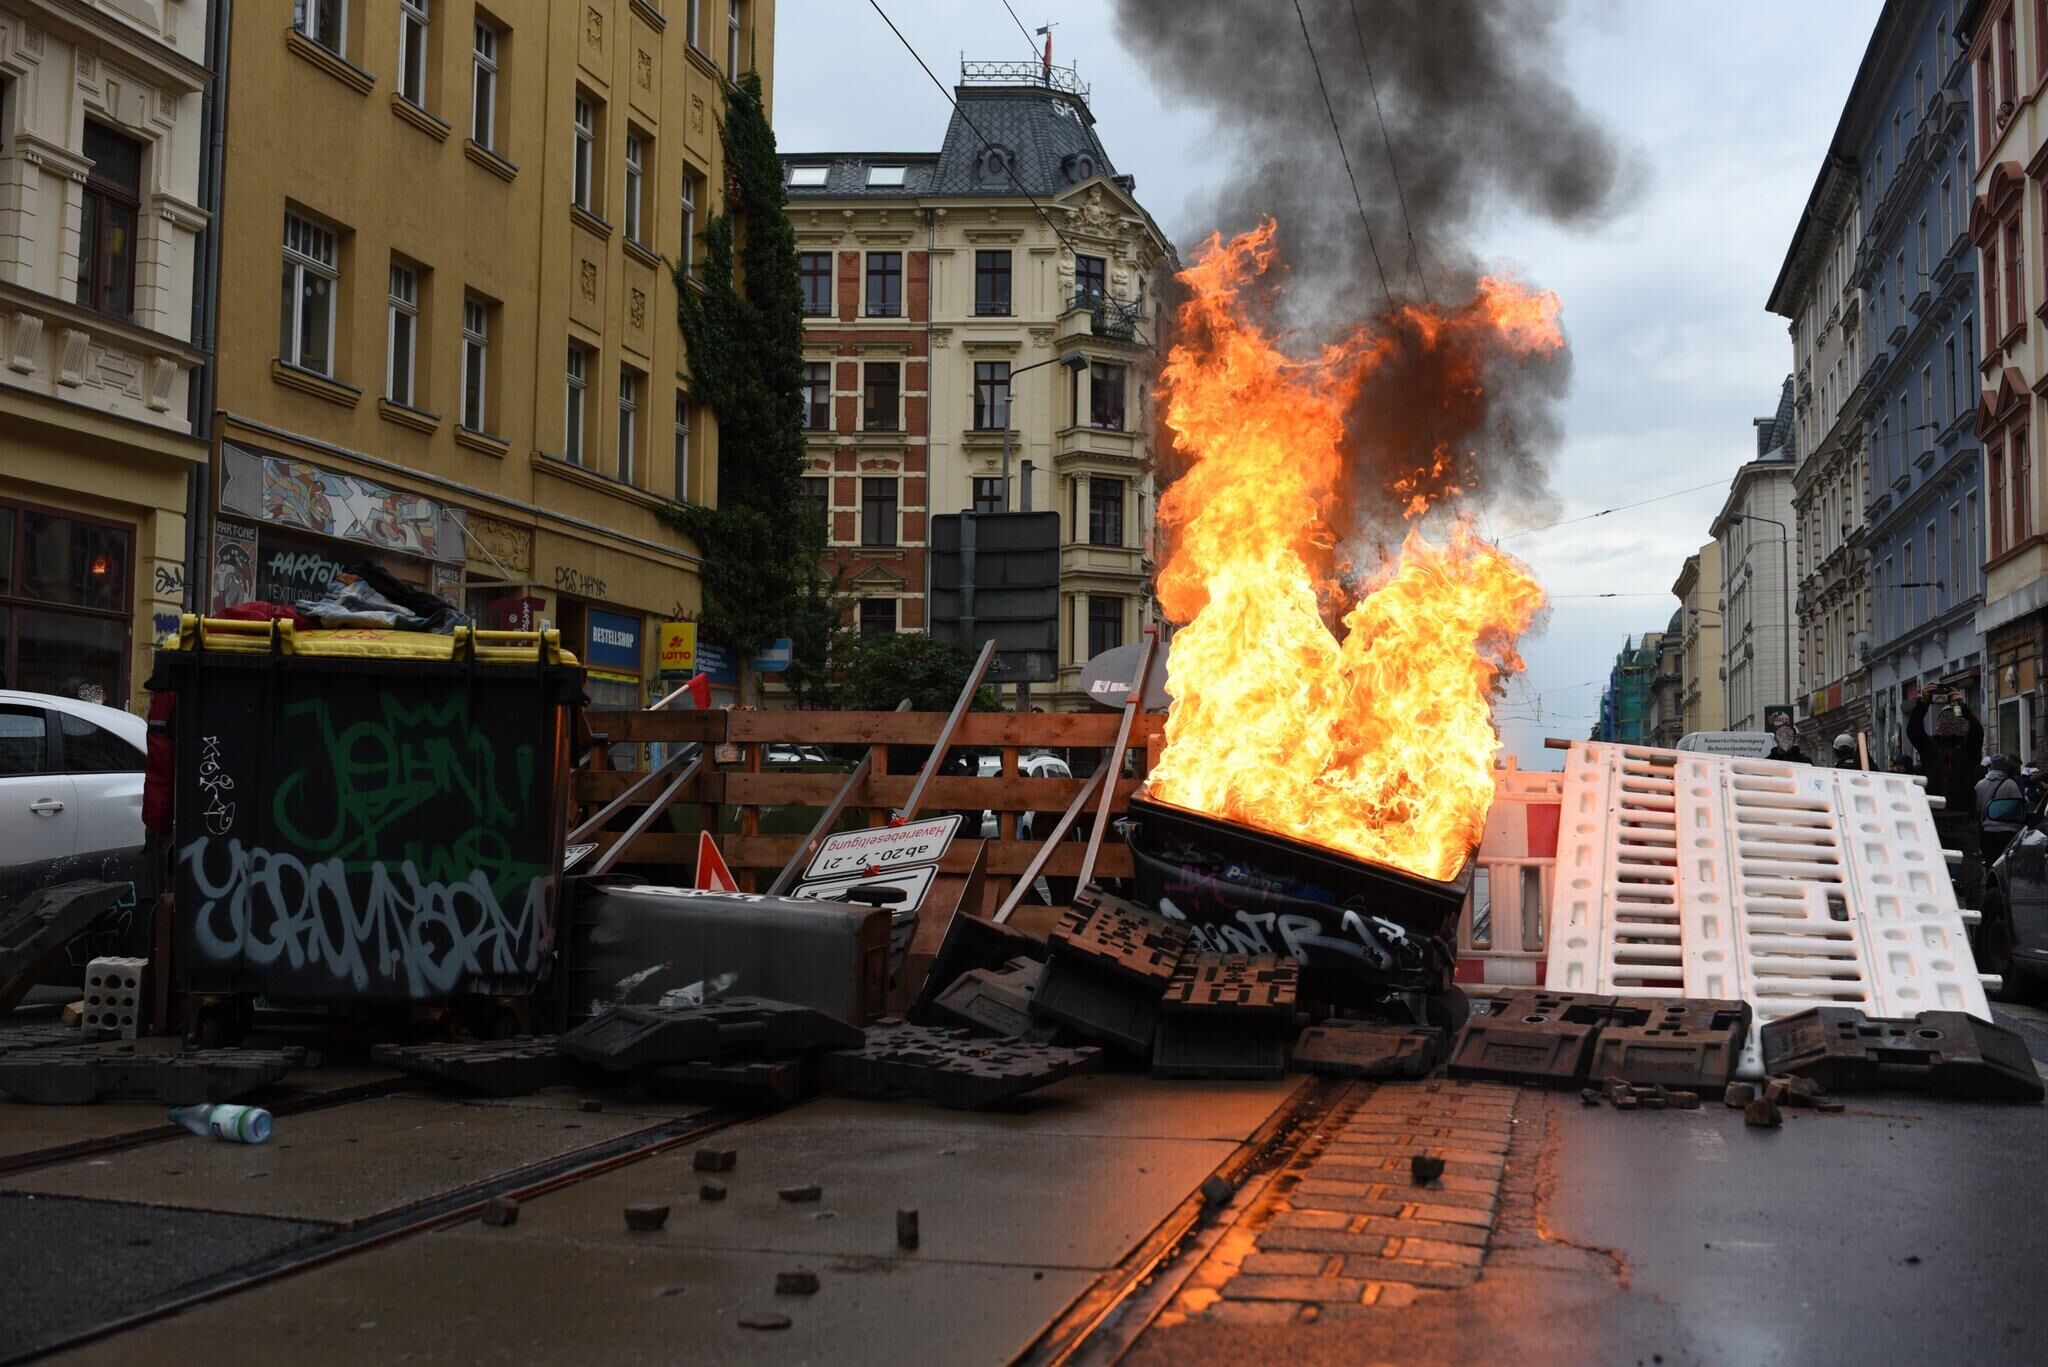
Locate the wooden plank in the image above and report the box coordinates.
[577,770,1145,812]
[583,709,730,743]
[575,770,726,803]
[610,832,1134,880]
[718,710,1165,747]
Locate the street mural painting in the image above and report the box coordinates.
[261,458,449,560]
[177,689,551,998]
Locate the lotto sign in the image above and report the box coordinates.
[801,815,962,882]
[657,622,698,674]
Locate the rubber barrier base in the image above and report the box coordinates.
[1760,1007,2045,1103]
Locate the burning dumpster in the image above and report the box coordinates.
[159,616,583,1011]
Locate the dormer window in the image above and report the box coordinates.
[788,165,828,187]
[866,165,906,187]
[979,147,1012,181]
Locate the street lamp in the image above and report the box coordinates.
[1727,512,1794,716]
[1001,348,1090,512]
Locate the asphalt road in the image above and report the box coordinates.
[2,1007,2044,1365]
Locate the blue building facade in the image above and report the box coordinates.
[1848,0,1986,763]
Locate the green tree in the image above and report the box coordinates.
[664,71,830,703]
[836,632,1002,712]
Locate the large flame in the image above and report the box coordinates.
[1146,225,1556,883]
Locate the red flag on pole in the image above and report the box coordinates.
[686,672,712,710]
[694,830,739,892]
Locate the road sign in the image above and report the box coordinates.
[789,864,938,912]
[802,814,962,882]
[695,831,739,892]
[930,512,1060,683]
[755,638,793,673]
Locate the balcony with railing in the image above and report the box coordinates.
[1058,291,1143,345]
[959,59,1090,103]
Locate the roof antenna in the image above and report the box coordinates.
[1035,22,1056,84]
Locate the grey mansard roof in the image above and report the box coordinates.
[780,83,1130,202]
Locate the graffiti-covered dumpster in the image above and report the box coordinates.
[158,616,583,1005]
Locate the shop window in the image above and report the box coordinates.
[1,502,133,706]
[79,122,143,320]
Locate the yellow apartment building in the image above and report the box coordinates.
[209,0,769,709]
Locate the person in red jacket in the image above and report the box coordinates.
[1908,687,1985,906]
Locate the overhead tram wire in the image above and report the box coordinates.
[1494,479,1730,542]
[865,0,1086,259]
[1291,0,1394,311]
[1346,0,1431,306]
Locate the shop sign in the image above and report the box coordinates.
[754,638,793,673]
[658,621,698,674]
[488,595,544,631]
[587,609,642,672]
[256,535,347,607]
[696,639,738,687]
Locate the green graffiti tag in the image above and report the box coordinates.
[270,690,544,903]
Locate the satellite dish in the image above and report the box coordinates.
[1077,641,1171,712]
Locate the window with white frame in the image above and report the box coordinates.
[295,0,345,56]
[727,0,741,76]
[624,131,646,242]
[618,367,640,485]
[573,96,595,211]
[280,213,338,376]
[387,262,418,405]
[471,20,499,149]
[674,391,691,501]
[687,0,703,50]
[399,0,430,107]
[461,295,488,431]
[565,344,588,465]
[680,169,699,271]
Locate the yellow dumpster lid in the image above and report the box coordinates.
[168,614,580,667]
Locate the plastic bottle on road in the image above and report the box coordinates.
[170,1103,273,1144]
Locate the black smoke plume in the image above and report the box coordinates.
[1115,0,1635,539]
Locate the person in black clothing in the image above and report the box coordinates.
[1766,724,1810,764]
[1831,732,1861,769]
[1908,687,1986,905]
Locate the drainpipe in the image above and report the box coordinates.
[923,206,935,632]
[186,0,232,615]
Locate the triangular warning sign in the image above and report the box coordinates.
[695,830,739,892]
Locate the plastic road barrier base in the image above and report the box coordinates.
[907,914,1048,1025]
[558,998,866,1070]
[1289,1022,1444,1078]
[818,1020,1101,1109]
[1446,992,1613,1087]
[931,958,1063,1043]
[371,1037,584,1096]
[1587,997,1752,1090]
[0,881,129,1000]
[1029,957,1163,1054]
[641,1057,815,1106]
[1053,887,1192,988]
[1759,1007,2045,1103]
[0,1044,307,1105]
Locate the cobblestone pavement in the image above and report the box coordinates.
[1160,1079,1538,1325]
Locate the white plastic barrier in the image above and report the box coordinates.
[1546,741,1991,1077]
[1456,760,1565,987]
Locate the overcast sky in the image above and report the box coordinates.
[774,0,1885,767]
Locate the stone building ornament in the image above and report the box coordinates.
[690,94,706,132]
[637,49,652,89]
[586,7,603,49]
[630,288,646,329]
[579,260,597,300]
[5,313,42,373]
